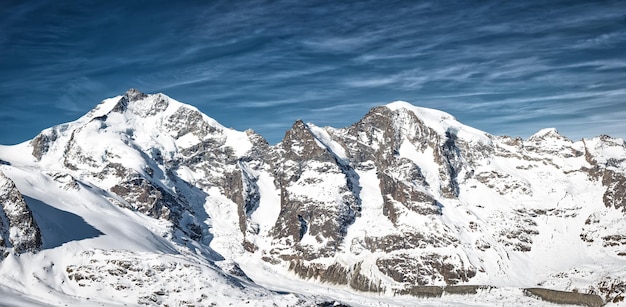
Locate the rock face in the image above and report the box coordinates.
[265,120,360,259]
[5,90,626,303]
[25,89,253,248]
[0,171,42,256]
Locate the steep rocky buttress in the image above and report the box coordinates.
[0,171,42,257]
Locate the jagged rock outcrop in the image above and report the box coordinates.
[0,171,42,256]
[267,120,360,260]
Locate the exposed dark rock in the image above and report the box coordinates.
[364,232,457,252]
[379,171,441,221]
[595,277,626,303]
[238,163,261,234]
[338,106,398,166]
[268,120,360,259]
[30,129,58,160]
[281,120,332,163]
[602,234,626,247]
[221,169,246,233]
[381,196,401,225]
[125,88,148,102]
[316,302,350,307]
[288,260,349,285]
[98,163,129,180]
[49,172,80,190]
[165,107,221,140]
[110,175,205,241]
[349,262,382,292]
[288,259,382,293]
[395,285,493,297]
[524,288,604,307]
[111,95,130,113]
[111,177,180,221]
[602,170,626,212]
[376,253,476,285]
[0,171,42,255]
[581,137,626,212]
[110,89,150,114]
[444,285,493,295]
[396,286,443,297]
[439,128,462,198]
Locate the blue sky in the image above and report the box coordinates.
[1,1,625,145]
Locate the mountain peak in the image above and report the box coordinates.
[110,88,152,114]
[124,88,148,102]
[385,101,456,121]
[107,90,173,119]
[385,100,491,144]
[528,128,568,141]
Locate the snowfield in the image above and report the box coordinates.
[0,90,625,306]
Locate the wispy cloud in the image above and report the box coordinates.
[309,103,370,113]
[1,1,625,144]
[576,31,626,49]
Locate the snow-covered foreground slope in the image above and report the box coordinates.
[0,89,625,306]
[0,154,310,306]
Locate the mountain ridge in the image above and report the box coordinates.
[0,89,625,306]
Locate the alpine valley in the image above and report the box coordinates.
[1,89,625,306]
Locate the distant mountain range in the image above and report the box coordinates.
[0,89,624,306]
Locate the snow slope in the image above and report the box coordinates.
[0,90,625,306]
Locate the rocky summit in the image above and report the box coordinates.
[0,89,625,306]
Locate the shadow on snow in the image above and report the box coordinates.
[24,196,103,249]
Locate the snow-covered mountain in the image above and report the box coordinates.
[0,89,625,306]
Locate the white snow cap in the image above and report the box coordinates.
[528,128,565,141]
[385,100,491,143]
